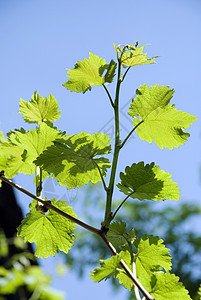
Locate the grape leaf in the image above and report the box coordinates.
[90,253,123,282]
[117,235,172,292]
[117,161,180,201]
[113,43,156,67]
[4,123,64,177]
[63,53,108,93]
[17,199,77,258]
[128,84,197,149]
[0,138,34,179]
[151,272,192,300]
[19,91,61,124]
[104,59,117,83]
[34,132,111,189]
[107,221,135,247]
[134,235,172,277]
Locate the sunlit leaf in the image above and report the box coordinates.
[17,199,77,258]
[117,161,180,201]
[35,132,111,189]
[63,53,108,93]
[19,91,61,124]
[129,84,197,149]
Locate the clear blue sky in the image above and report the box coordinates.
[1,0,201,299]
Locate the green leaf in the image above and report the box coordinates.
[117,235,172,292]
[19,91,61,124]
[128,84,197,149]
[91,250,134,291]
[107,221,135,247]
[34,132,111,189]
[104,59,117,83]
[134,235,172,278]
[151,272,192,300]
[17,199,77,258]
[63,53,108,93]
[113,43,156,67]
[0,139,33,178]
[1,123,65,178]
[0,130,5,142]
[117,161,180,201]
[107,221,127,247]
[90,252,124,282]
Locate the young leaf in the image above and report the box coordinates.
[34,132,111,189]
[129,84,197,149]
[104,59,117,83]
[107,221,136,247]
[113,43,156,66]
[117,161,180,201]
[151,272,192,300]
[17,199,77,258]
[117,236,172,292]
[90,253,124,282]
[63,53,108,93]
[19,91,61,124]
[0,139,35,178]
[107,221,128,247]
[134,235,172,277]
[4,123,65,177]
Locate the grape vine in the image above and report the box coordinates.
[0,43,197,299]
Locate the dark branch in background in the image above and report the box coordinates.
[0,178,37,300]
[0,171,154,300]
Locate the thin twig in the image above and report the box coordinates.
[93,161,108,192]
[103,84,114,108]
[112,191,135,220]
[120,120,144,149]
[0,171,100,235]
[122,66,131,82]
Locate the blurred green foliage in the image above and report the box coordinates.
[0,230,64,300]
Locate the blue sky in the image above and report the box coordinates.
[1,0,201,299]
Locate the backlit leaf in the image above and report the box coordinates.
[117,161,180,201]
[34,132,111,189]
[17,199,77,258]
[113,43,156,67]
[63,53,107,93]
[128,84,197,149]
[19,91,61,124]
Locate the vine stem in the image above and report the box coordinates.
[0,171,99,235]
[112,191,135,220]
[120,120,144,149]
[103,84,114,108]
[0,171,154,300]
[104,55,122,226]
